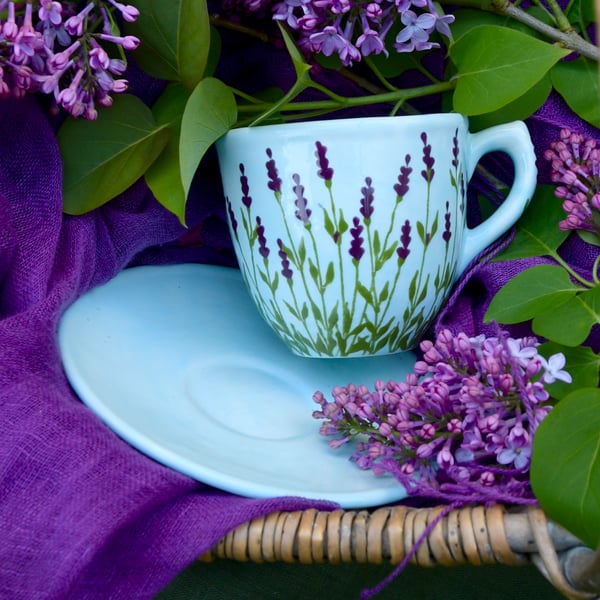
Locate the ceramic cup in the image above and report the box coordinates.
[216,114,536,358]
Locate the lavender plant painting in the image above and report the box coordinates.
[220,128,466,358]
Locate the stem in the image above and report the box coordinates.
[439,0,599,61]
[235,81,455,118]
[542,0,574,32]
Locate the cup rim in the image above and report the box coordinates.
[222,112,468,140]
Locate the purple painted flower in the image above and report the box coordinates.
[315,141,334,181]
[265,148,282,193]
[396,220,411,261]
[452,129,459,169]
[394,155,412,198]
[226,197,238,234]
[360,177,375,222]
[443,201,452,243]
[277,238,293,279]
[420,132,435,182]
[292,173,311,224]
[255,216,270,258]
[239,163,252,208]
[349,216,365,262]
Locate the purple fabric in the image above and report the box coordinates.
[0,96,337,599]
[435,92,600,345]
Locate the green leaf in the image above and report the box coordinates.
[357,283,373,304]
[468,74,551,131]
[145,82,189,225]
[531,388,600,549]
[539,342,600,400]
[533,285,600,346]
[492,186,569,262]
[59,95,169,215]
[450,25,570,115]
[484,264,580,324]
[126,0,210,89]
[179,77,237,198]
[551,57,600,128]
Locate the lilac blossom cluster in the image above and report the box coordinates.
[272,0,454,66]
[0,1,140,119]
[544,128,600,236]
[313,329,571,504]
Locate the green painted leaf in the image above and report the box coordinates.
[450,25,570,115]
[324,261,335,286]
[533,286,600,346]
[179,77,237,198]
[357,283,373,304]
[492,186,569,261]
[59,94,169,215]
[531,388,600,549]
[551,57,600,128]
[145,82,189,225]
[539,342,600,400]
[126,0,210,89]
[484,264,580,324]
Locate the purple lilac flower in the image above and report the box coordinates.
[349,216,365,261]
[277,238,293,278]
[292,173,312,224]
[315,141,334,182]
[265,148,282,193]
[359,177,374,222]
[396,219,411,261]
[272,0,454,66]
[239,164,252,208]
[256,216,270,258]
[544,128,600,236]
[0,1,140,118]
[442,200,451,243]
[312,329,566,504]
[420,132,435,183]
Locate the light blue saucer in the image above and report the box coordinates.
[58,264,414,507]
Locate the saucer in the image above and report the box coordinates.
[58,264,415,507]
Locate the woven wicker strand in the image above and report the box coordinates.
[199,505,599,599]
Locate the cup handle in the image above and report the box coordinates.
[457,121,537,275]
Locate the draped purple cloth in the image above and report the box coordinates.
[0,96,336,599]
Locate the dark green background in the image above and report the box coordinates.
[157,560,564,599]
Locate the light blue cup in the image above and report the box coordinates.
[217,114,536,358]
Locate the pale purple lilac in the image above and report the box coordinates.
[271,0,454,66]
[0,1,139,118]
[544,128,600,236]
[312,329,567,504]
